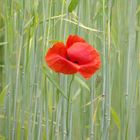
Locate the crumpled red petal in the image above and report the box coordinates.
[45,42,79,74]
[67,42,96,65]
[46,42,67,58]
[66,35,85,48]
[78,54,101,79]
[46,55,79,74]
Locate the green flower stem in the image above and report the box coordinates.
[66,75,74,140]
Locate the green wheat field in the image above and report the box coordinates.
[0,0,140,140]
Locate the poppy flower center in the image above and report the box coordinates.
[73,61,79,64]
[66,54,79,64]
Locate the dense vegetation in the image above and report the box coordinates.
[0,0,140,140]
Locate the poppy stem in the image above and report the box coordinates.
[66,75,75,140]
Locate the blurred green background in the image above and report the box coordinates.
[0,0,140,140]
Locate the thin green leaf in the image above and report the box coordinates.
[0,85,8,106]
[68,0,79,13]
[75,76,90,92]
[72,88,81,101]
[111,107,120,129]
[43,67,67,99]
[136,4,140,14]
[63,18,102,32]
[0,42,8,46]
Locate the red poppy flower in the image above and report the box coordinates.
[45,35,101,79]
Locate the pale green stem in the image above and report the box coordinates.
[66,75,74,140]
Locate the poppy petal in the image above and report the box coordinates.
[78,56,101,79]
[46,55,79,74]
[67,42,97,65]
[66,35,85,48]
[46,42,67,58]
[45,42,79,74]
